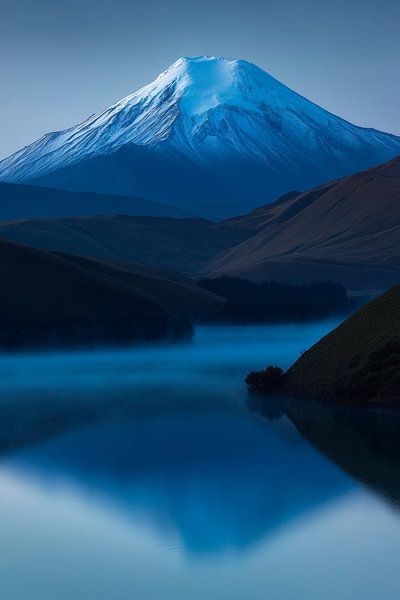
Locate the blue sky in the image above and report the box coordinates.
[1,0,399,158]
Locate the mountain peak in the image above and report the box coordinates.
[1,56,400,218]
[167,55,261,78]
[166,55,244,70]
[133,55,262,118]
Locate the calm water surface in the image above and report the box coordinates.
[0,322,399,600]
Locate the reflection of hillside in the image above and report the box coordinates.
[2,410,350,556]
[250,397,400,509]
[0,385,232,454]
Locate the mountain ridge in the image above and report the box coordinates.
[1,56,400,218]
[1,156,400,292]
[0,237,225,350]
[0,181,192,220]
[207,156,400,292]
[0,212,248,273]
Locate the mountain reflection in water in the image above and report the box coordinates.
[0,323,399,600]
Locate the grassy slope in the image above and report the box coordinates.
[283,285,400,401]
[56,252,224,321]
[208,157,400,293]
[0,239,213,349]
[0,214,249,274]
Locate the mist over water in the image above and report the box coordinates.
[0,322,337,419]
[0,322,334,390]
[1,322,400,600]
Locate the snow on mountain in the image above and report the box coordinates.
[1,56,400,218]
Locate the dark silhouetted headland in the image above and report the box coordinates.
[0,239,221,349]
[246,285,400,406]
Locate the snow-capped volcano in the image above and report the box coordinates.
[1,56,400,218]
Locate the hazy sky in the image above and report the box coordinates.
[1,0,399,158]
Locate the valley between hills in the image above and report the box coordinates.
[1,155,399,295]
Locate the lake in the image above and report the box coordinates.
[0,322,399,600]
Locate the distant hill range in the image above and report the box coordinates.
[0,181,190,220]
[0,157,399,293]
[0,213,248,274]
[208,157,400,293]
[1,56,400,218]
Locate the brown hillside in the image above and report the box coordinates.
[209,157,400,293]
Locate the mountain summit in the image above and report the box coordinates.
[1,56,400,218]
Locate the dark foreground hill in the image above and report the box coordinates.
[0,240,223,350]
[209,157,400,293]
[246,285,400,406]
[0,181,189,220]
